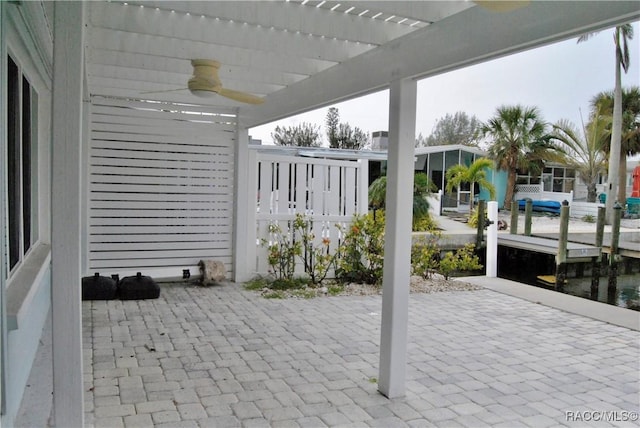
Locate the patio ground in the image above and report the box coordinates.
[77,281,639,428]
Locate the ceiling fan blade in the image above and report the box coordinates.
[474,1,529,12]
[140,87,188,95]
[217,87,265,105]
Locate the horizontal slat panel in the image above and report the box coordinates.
[90,200,224,209]
[90,148,229,163]
[90,173,232,186]
[90,240,229,252]
[91,122,236,139]
[89,97,235,273]
[92,112,236,132]
[91,166,230,179]
[92,96,237,116]
[90,248,230,260]
[90,156,231,171]
[90,225,225,235]
[90,207,232,218]
[89,255,232,270]
[91,104,237,125]
[90,233,226,243]
[90,217,229,226]
[90,193,224,202]
[89,183,231,195]
[91,140,233,156]
[92,131,235,146]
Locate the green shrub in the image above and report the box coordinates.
[411,233,441,279]
[260,214,341,286]
[467,207,488,229]
[437,244,483,280]
[336,212,385,285]
[293,214,339,285]
[261,221,301,281]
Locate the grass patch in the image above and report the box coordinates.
[263,290,286,299]
[328,284,344,296]
[289,289,317,299]
[270,277,312,291]
[244,276,270,291]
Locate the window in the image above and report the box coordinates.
[7,55,38,272]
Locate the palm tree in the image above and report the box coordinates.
[482,105,559,209]
[445,158,496,209]
[579,24,634,222]
[551,111,611,202]
[368,172,435,224]
[590,86,640,205]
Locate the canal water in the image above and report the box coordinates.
[499,269,640,312]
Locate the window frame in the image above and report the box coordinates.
[6,52,39,276]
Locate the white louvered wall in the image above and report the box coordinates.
[88,97,236,279]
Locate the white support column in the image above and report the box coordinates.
[51,3,84,427]
[378,78,417,399]
[486,201,498,278]
[233,125,254,282]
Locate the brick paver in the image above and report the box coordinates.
[84,283,640,427]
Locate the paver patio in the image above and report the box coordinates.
[83,282,639,427]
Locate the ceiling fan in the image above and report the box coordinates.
[144,59,264,105]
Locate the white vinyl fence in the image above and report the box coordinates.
[515,183,573,204]
[248,150,368,277]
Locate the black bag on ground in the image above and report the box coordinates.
[82,273,117,300]
[118,272,160,300]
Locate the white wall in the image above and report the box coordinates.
[1,2,53,426]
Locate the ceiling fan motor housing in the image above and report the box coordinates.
[188,59,223,92]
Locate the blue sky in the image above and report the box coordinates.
[250,21,640,146]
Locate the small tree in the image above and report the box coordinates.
[326,107,340,148]
[368,172,436,231]
[445,158,496,209]
[551,111,610,202]
[325,107,369,150]
[422,111,483,147]
[272,122,322,147]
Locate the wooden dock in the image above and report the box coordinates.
[533,232,640,259]
[497,234,600,262]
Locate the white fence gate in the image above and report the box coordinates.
[248,150,368,277]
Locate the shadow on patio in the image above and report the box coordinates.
[82,283,639,427]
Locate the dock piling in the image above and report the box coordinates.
[591,206,605,300]
[524,199,533,236]
[476,199,486,249]
[555,200,570,291]
[608,203,622,303]
[510,201,518,235]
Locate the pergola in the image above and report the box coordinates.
[49,1,640,426]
